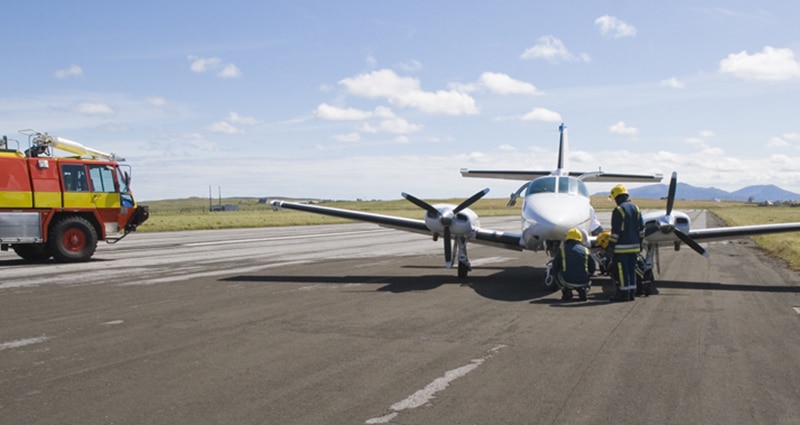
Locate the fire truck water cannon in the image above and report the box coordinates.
[0,130,149,262]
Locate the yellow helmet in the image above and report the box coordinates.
[596,230,611,249]
[609,184,628,200]
[565,228,583,242]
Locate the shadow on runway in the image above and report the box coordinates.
[655,280,800,293]
[222,265,564,302]
[221,265,800,302]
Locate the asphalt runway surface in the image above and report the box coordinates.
[1,212,799,425]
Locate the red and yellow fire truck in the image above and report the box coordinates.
[0,130,149,262]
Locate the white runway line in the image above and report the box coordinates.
[365,345,506,424]
[0,336,50,351]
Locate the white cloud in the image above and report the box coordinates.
[520,35,590,63]
[767,137,790,148]
[333,132,360,143]
[218,63,242,79]
[521,107,562,122]
[339,69,479,115]
[206,112,258,135]
[208,121,242,134]
[366,54,378,68]
[55,65,83,79]
[498,144,516,152]
[73,102,114,115]
[699,130,715,138]
[146,96,167,107]
[783,132,800,141]
[188,56,221,73]
[477,72,538,95]
[315,104,375,120]
[719,46,800,81]
[188,55,241,79]
[227,112,259,125]
[595,16,637,38]
[359,117,421,134]
[396,60,422,72]
[608,121,638,136]
[660,77,685,88]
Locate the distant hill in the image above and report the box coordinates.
[596,183,800,202]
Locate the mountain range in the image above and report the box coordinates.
[596,183,800,202]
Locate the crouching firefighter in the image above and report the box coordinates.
[552,228,597,302]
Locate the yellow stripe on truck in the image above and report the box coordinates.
[0,191,33,208]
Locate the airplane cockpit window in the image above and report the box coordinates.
[572,178,590,197]
[526,176,557,195]
[526,176,589,197]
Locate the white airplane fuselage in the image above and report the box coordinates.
[519,175,594,252]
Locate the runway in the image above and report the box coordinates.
[1,213,799,424]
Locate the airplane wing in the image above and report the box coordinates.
[688,222,800,243]
[459,168,663,183]
[270,200,524,251]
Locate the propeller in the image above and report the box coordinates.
[402,188,490,267]
[660,172,709,258]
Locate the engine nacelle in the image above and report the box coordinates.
[423,204,479,237]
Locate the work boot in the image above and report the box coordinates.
[609,291,629,302]
[560,288,573,301]
[628,290,636,301]
[577,287,587,301]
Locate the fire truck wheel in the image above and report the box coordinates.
[12,245,52,262]
[48,216,98,262]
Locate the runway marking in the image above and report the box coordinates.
[793,307,800,315]
[127,260,312,286]
[365,345,506,424]
[0,336,50,352]
[184,229,393,247]
[470,256,515,266]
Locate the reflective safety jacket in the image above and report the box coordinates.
[609,199,644,254]
[553,240,596,287]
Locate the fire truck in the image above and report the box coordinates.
[0,130,149,262]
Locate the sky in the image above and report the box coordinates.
[3,1,800,201]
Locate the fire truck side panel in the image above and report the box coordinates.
[0,152,34,208]
[28,158,62,208]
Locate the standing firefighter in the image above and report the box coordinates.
[606,184,643,302]
[552,228,596,302]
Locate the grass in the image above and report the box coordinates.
[136,196,800,271]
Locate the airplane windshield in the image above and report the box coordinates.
[526,176,589,197]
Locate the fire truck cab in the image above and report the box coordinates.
[0,130,149,262]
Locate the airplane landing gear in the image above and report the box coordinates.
[455,236,471,279]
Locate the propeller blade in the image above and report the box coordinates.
[402,192,439,216]
[674,229,709,257]
[666,171,677,216]
[454,188,490,213]
[443,226,453,268]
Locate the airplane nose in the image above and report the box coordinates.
[523,195,590,240]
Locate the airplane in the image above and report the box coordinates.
[271,123,800,287]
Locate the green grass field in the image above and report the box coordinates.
[136,196,800,271]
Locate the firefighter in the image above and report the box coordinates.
[552,228,596,301]
[607,184,644,302]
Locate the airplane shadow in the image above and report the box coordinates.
[222,265,561,302]
[654,280,800,293]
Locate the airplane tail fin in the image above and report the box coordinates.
[557,123,567,172]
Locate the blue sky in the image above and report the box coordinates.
[3,1,800,201]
